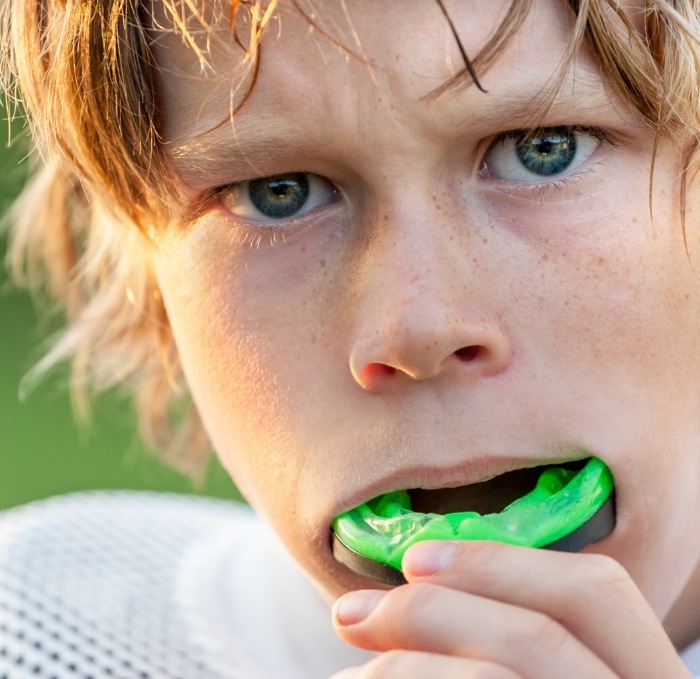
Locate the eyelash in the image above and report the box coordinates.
[488,124,609,151]
[481,125,613,198]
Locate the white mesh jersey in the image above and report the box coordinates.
[0,491,372,679]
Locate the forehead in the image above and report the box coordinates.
[150,0,626,178]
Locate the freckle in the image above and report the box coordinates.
[320,259,326,268]
[482,238,488,244]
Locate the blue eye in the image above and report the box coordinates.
[220,172,338,221]
[484,127,600,182]
[516,130,576,176]
[249,173,309,218]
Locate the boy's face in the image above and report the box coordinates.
[152,0,700,614]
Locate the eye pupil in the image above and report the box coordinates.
[249,173,310,218]
[516,129,577,177]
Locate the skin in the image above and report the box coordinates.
[150,0,700,676]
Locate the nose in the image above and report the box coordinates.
[348,209,513,392]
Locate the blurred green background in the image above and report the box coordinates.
[0,123,242,511]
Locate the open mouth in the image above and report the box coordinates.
[332,457,615,586]
[409,458,588,516]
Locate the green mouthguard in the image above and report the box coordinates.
[332,457,614,582]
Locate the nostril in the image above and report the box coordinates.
[454,345,481,362]
[362,362,398,380]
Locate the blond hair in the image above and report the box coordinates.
[2,0,700,476]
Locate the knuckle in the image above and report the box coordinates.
[580,553,635,606]
[555,554,633,609]
[508,610,569,656]
[585,553,631,588]
[533,616,569,654]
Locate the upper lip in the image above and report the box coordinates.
[330,453,592,519]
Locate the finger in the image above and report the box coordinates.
[329,650,522,679]
[333,584,618,679]
[402,540,688,679]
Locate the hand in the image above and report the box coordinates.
[330,540,692,678]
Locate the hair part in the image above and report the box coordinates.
[2,0,700,476]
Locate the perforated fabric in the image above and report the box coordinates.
[0,491,373,679]
[0,492,276,679]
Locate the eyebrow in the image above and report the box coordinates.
[168,120,297,187]
[424,60,608,111]
[167,69,615,188]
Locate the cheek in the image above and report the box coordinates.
[173,307,300,507]
[151,215,351,514]
[513,182,700,385]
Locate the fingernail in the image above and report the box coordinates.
[333,590,385,626]
[403,541,459,576]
